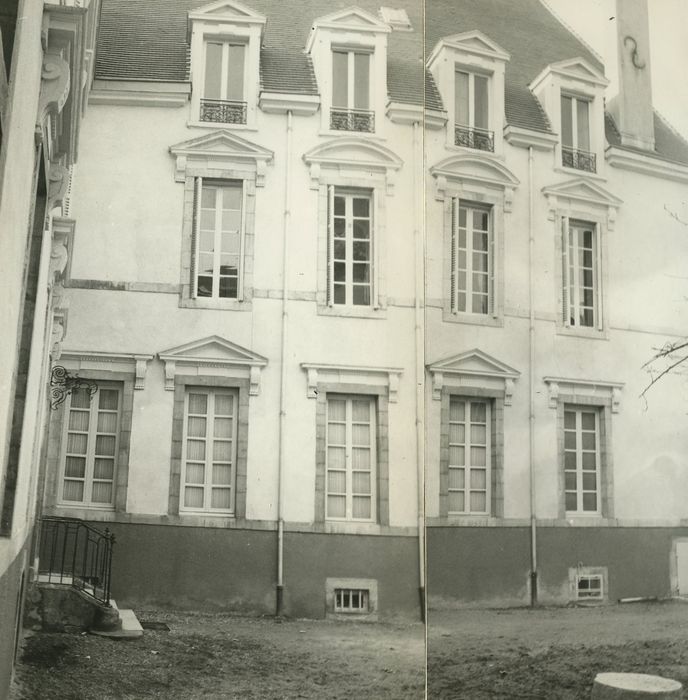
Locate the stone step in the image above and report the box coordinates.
[91,608,143,640]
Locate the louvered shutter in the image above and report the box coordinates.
[327,185,334,307]
[450,197,458,314]
[561,215,570,326]
[191,177,202,298]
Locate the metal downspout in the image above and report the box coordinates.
[276,110,293,617]
[528,145,538,606]
[413,120,426,622]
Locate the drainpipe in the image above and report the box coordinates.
[276,110,293,617]
[413,120,426,622]
[528,145,538,606]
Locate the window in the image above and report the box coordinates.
[326,395,376,521]
[193,179,245,300]
[60,386,121,508]
[331,49,373,132]
[448,397,490,515]
[563,218,598,328]
[181,388,238,513]
[200,40,246,124]
[576,574,604,600]
[454,69,493,151]
[564,406,601,514]
[334,588,369,613]
[561,94,595,172]
[328,188,373,307]
[450,200,492,315]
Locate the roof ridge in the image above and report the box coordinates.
[538,0,605,68]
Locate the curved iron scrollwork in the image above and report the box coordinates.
[50,365,98,410]
[624,35,646,69]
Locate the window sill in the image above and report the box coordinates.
[317,304,387,320]
[554,164,606,182]
[187,120,258,132]
[442,309,503,327]
[445,142,503,159]
[179,297,253,312]
[556,325,609,341]
[318,128,384,141]
[324,521,382,535]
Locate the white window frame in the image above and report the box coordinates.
[192,177,247,302]
[334,588,370,613]
[58,384,122,510]
[447,396,491,516]
[576,574,604,600]
[327,186,375,308]
[450,198,494,316]
[561,217,601,330]
[454,67,491,133]
[560,93,591,153]
[180,387,239,515]
[563,405,602,516]
[331,47,372,110]
[202,39,247,101]
[325,394,377,523]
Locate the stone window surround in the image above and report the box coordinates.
[169,374,249,519]
[438,386,505,520]
[325,576,379,621]
[568,565,608,603]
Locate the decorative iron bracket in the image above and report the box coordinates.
[50,365,98,409]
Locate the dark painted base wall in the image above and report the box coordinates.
[0,539,28,700]
[92,523,421,619]
[427,526,688,607]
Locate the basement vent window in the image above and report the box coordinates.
[334,588,369,614]
[576,575,603,600]
[379,7,412,31]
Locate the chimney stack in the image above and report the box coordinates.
[611,0,655,151]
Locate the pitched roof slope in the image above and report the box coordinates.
[425,0,604,133]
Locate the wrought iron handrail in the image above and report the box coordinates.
[454,124,495,152]
[200,98,247,124]
[38,516,115,606]
[562,146,597,173]
[330,108,375,133]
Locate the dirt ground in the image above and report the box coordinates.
[10,610,424,700]
[428,600,688,699]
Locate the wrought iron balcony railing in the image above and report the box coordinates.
[330,108,375,133]
[200,99,247,125]
[38,516,115,606]
[562,146,597,173]
[454,124,494,152]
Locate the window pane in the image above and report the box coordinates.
[353,198,369,217]
[187,417,207,438]
[448,491,465,513]
[204,42,223,99]
[67,433,88,455]
[218,278,238,298]
[564,431,576,450]
[328,495,346,518]
[582,472,597,490]
[470,491,487,512]
[226,45,245,101]
[327,470,346,493]
[455,71,469,125]
[212,464,232,486]
[449,446,465,467]
[211,488,232,510]
[352,263,370,283]
[97,411,117,433]
[352,423,370,446]
[470,447,487,467]
[70,388,91,409]
[95,435,116,457]
[98,389,119,410]
[185,487,204,508]
[474,75,488,129]
[449,399,465,422]
[470,424,486,445]
[214,394,234,417]
[328,423,346,445]
[68,411,89,432]
[561,95,573,147]
[564,451,577,470]
[352,496,371,519]
[577,99,590,151]
[470,402,487,423]
[470,469,487,489]
[352,286,370,306]
[185,463,205,485]
[327,446,346,469]
[352,471,371,494]
[352,447,370,469]
[448,467,465,489]
[565,472,577,490]
[63,480,84,502]
[582,493,597,511]
[582,432,596,450]
[65,457,86,478]
[353,53,369,110]
[449,423,465,445]
[91,482,113,504]
[581,412,596,431]
[565,492,577,511]
[353,220,370,240]
[186,440,206,461]
[213,440,232,462]
[582,452,597,470]
[214,417,233,439]
[94,459,114,480]
[188,394,208,415]
[564,411,576,429]
[332,51,348,108]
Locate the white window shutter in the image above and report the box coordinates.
[561,215,570,327]
[450,197,458,314]
[595,222,603,331]
[327,185,334,307]
[490,208,497,318]
[237,182,246,302]
[371,188,379,309]
[191,177,202,299]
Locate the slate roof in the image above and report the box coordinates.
[95,0,688,163]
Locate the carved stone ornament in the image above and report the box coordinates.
[37,55,70,125]
[51,315,66,361]
[48,164,71,210]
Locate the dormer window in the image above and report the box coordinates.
[427,31,509,155]
[331,49,373,132]
[561,94,594,172]
[201,40,246,124]
[188,0,265,129]
[307,7,390,136]
[455,69,492,152]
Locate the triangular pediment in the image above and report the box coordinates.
[428,349,520,379]
[313,6,391,32]
[170,130,273,162]
[304,137,402,171]
[158,336,267,367]
[441,30,509,61]
[189,0,266,25]
[542,178,623,208]
[431,153,519,189]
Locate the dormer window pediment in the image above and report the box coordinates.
[188,1,266,129]
[427,31,509,155]
[530,58,609,176]
[307,7,390,136]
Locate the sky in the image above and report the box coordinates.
[544,0,688,139]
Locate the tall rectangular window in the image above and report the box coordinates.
[454,70,492,151]
[182,388,238,514]
[60,386,121,508]
[331,49,373,132]
[561,94,595,171]
[328,188,373,307]
[450,200,492,315]
[194,179,244,300]
[326,396,376,521]
[448,398,490,515]
[564,407,601,514]
[562,219,599,328]
[201,41,246,124]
